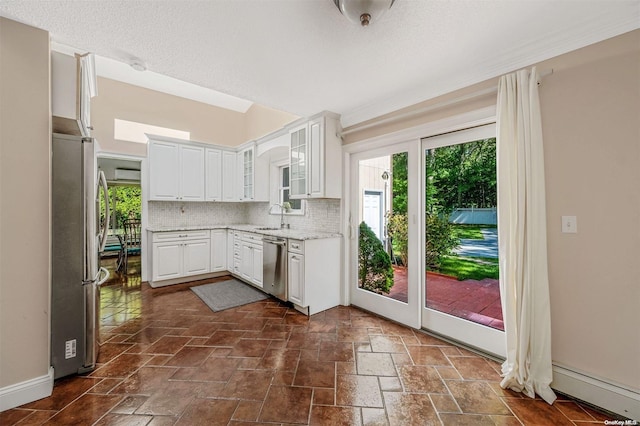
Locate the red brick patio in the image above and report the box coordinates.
[387,266,504,331]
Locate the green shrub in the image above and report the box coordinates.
[358,222,394,294]
[426,213,459,270]
[386,212,408,267]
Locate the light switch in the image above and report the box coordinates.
[561,216,577,233]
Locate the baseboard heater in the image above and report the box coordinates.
[551,365,640,420]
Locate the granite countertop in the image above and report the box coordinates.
[146,224,341,240]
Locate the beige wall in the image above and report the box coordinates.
[0,18,51,387]
[91,77,246,156]
[244,103,298,142]
[540,31,639,390]
[344,30,640,392]
[91,78,298,156]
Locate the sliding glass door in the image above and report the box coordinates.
[347,124,504,356]
[421,124,505,357]
[349,142,420,328]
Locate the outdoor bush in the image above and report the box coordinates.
[426,213,459,270]
[359,221,394,294]
[386,212,408,267]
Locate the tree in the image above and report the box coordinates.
[426,138,497,213]
[359,222,394,294]
[100,186,141,229]
[391,152,409,215]
[425,213,459,270]
[386,212,408,266]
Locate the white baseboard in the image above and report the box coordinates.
[0,367,54,412]
[552,365,640,420]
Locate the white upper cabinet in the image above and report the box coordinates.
[52,51,97,137]
[222,150,237,201]
[236,144,269,202]
[205,148,223,201]
[149,138,204,201]
[289,125,308,198]
[288,112,342,199]
[238,146,255,201]
[149,140,180,200]
[180,145,205,201]
[147,112,342,203]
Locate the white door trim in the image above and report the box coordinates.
[348,142,421,329]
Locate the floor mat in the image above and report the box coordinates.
[191,278,268,312]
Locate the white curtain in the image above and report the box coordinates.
[496,67,557,405]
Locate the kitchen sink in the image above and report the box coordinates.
[255,227,281,231]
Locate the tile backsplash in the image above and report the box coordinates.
[148,199,341,234]
[148,201,249,228]
[246,199,341,233]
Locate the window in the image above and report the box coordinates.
[279,165,303,214]
[114,119,190,143]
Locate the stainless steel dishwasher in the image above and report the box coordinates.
[262,236,287,301]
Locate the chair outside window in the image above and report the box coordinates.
[117,219,141,274]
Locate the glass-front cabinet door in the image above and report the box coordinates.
[239,146,254,201]
[243,148,253,200]
[289,125,307,198]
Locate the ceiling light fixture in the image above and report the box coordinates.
[334,0,396,27]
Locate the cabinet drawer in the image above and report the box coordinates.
[288,239,304,254]
[153,230,210,242]
[241,232,263,243]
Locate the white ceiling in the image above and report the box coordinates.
[1,1,638,127]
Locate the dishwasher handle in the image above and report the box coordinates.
[263,237,287,246]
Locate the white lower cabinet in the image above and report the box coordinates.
[288,251,304,306]
[227,230,235,272]
[152,242,183,281]
[183,239,211,276]
[151,230,211,284]
[238,232,263,288]
[287,237,341,315]
[210,229,227,272]
[149,229,340,308]
[252,244,263,287]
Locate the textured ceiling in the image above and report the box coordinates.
[1,1,638,127]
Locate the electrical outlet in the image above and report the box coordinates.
[65,339,77,359]
[561,216,577,233]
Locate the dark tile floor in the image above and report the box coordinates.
[2,268,614,425]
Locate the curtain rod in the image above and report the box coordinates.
[341,68,553,137]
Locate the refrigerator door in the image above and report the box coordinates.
[51,134,102,379]
[83,267,109,372]
[83,136,97,283]
[97,170,110,252]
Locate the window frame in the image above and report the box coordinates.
[270,161,305,216]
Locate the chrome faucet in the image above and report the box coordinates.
[269,203,286,228]
[268,203,291,229]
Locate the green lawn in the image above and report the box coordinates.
[434,255,499,281]
[451,224,496,240]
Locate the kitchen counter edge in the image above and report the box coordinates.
[146,225,342,240]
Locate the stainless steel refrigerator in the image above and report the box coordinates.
[51,133,110,379]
